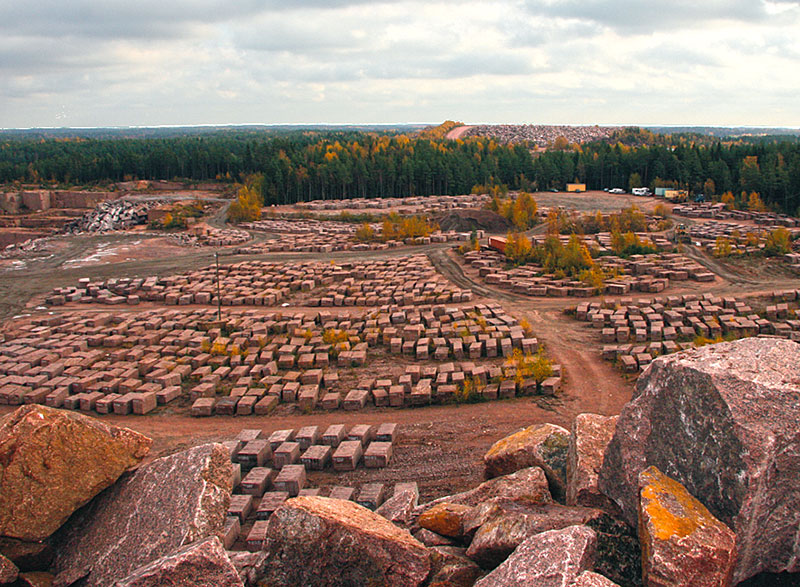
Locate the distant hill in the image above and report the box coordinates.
[0,124,429,140]
[645,126,800,138]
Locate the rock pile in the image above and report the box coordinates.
[1,337,798,586]
[464,124,620,146]
[63,200,155,233]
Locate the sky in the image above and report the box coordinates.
[2,0,799,129]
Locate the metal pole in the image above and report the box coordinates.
[215,252,222,322]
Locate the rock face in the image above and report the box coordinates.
[0,553,18,585]
[0,405,151,541]
[52,443,232,587]
[474,525,597,587]
[570,571,620,586]
[638,467,737,587]
[465,502,603,569]
[483,423,570,500]
[599,338,800,582]
[376,486,420,526]
[264,496,430,587]
[0,538,53,573]
[115,537,243,587]
[421,467,552,511]
[567,413,619,512]
[418,503,472,538]
[428,546,482,587]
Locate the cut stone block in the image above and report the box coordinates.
[357,483,387,511]
[332,440,363,471]
[300,444,332,471]
[322,424,347,447]
[255,492,289,520]
[227,494,254,523]
[240,467,274,497]
[363,442,393,468]
[273,442,301,469]
[268,429,296,451]
[237,440,272,468]
[347,424,375,446]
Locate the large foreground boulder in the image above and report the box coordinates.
[567,413,618,513]
[0,405,151,541]
[599,338,800,582]
[638,467,736,587]
[263,496,430,586]
[474,525,597,587]
[483,423,570,500]
[115,536,243,587]
[52,443,232,587]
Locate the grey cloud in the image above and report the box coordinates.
[633,45,725,71]
[522,0,767,32]
[0,0,266,40]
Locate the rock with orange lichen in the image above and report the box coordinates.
[638,467,736,587]
[600,338,800,582]
[418,503,473,538]
[0,405,151,541]
[483,423,570,500]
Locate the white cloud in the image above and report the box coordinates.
[0,0,799,127]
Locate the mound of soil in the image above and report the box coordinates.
[434,209,512,234]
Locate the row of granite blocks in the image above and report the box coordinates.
[0,304,532,413]
[45,255,468,308]
[466,249,714,298]
[575,292,800,372]
[190,356,564,417]
[221,424,400,550]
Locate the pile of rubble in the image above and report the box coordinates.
[63,200,156,234]
[463,125,621,146]
[0,235,57,258]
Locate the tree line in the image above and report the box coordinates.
[1,130,799,214]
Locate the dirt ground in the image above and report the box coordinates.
[531,191,662,214]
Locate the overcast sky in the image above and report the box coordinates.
[2,0,799,128]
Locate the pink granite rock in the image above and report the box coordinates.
[417,467,552,513]
[567,413,619,513]
[638,466,736,587]
[464,502,603,569]
[483,423,570,501]
[52,443,232,587]
[115,537,243,587]
[570,571,620,586]
[474,524,597,587]
[0,405,151,541]
[264,496,430,586]
[0,553,18,585]
[599,338,800,582]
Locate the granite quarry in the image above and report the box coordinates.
[2,182,800,587]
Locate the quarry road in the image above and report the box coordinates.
[444,125,474,140]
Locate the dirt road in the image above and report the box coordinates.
[445,126,474,140]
